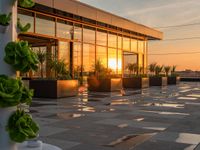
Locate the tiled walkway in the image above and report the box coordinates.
[30,82,200,150]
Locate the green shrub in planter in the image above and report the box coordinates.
[0,75,33,108]
[4,41,39,73]
[0,13,12,26]
[6,109,39,143]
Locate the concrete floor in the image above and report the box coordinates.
[30,82,200,150]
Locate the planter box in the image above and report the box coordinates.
[87,77,122,92]
[29,80,78,98]
[168,76,180,85]
[0,25,8,33]
[123,77,149,89]
[149,77,167,86]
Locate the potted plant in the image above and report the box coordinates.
[0,40,39,150]
[168,65,180,84]
[87,60,122,92]
[17,18,31,33]
[149,64,167,86]
[0,13,12,33]
[30,58,78,98]
[123,63,149,89]
[18,0,35,8]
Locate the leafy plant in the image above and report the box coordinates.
[6,109,39,143]
[36,50,46,78]
[149,63,157,75]
[0,75,33,108]
[93,60,112,79]
[49,59,71,80]
[164,66,171,76]
[18,0,35,8]
[155,65,163,76]
[171,65,176,73]
[17,18,31,33]
[126,63,138,76]
[4,41,39,73]
[0,13,12,26]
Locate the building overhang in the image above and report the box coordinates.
[34,0,163,40]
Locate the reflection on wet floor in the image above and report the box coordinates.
[57,113,85,120]
[104,133,156,149]
[177,97,197,100]
[133,118,144,122]
[118,124,128,128]
[187,94,200,98]
[78,106,96,112]
[141,110,189,116]
[142,103,184,108]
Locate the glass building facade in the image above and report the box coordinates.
[18,4,150,78]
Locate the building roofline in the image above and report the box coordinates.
[34,0,163,40]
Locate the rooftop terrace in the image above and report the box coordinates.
[31,82,200,150]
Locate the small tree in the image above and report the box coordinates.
[36,50,46,78]
[164,66,171,77]
[126,63,137,76]
[149,63,157,75]
[171,65,177,76]
[155,65,163,76]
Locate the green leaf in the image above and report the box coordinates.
[18,0,35,8]
[0,13,12,26]
[7,110,39,143]
[4,41,39,73]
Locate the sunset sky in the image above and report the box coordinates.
[80,0,200,71]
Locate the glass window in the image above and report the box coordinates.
[108,33,117,48]
[59,41,70,67]
[118,49,122,74]
[74,24,82,41]
[97,30,107,46]
[138,40,144,53]
[83,44,95,72]
[123,52,138,75]
[96,46,107,68]
[123,37,130,51]
[144,41,147,54]
[131,39,137,52]
[138,53,144,73]
[83,26,95,44]
[18,11,34,32]
[36,14,55,36]
[118,36,122,49]
[108,48,117,73]
[73,42,82,69]
[57,19,73,39]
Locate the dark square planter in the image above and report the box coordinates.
[168,76,180,85]
[123,77,149,89]
[87,77,122,92]
[29,79,78,98]
[149,77,167,86]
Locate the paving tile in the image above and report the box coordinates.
[39,137,80,150]
[152,132,200,145]
[39,125,69,137]
[133,140,190,150]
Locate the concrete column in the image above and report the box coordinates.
[0,0,17,76]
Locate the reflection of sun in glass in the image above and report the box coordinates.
[108,58,117,70]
